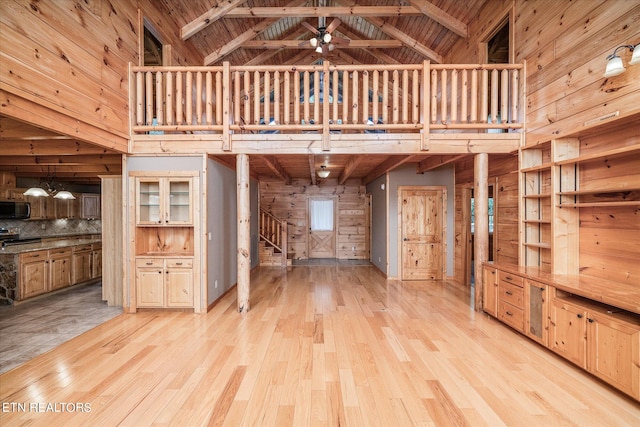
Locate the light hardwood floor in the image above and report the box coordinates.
[0,265,638,426]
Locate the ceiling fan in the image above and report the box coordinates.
[300,17,350,55]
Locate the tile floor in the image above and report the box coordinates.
[0,282,123,374]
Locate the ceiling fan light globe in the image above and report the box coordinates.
[328,43,335,51]
[310,37,318,47]
[315,45,323,54]
[323,33,332,43]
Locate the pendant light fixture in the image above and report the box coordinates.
[317,165,330,178]
[603,43,640,77]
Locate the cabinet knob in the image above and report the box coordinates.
[505,311,513,316]
[587,318,595,323]
[577,313,583,319]
[505,290,513,296]
[176,262,183,266]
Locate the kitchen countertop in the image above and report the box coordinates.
[0,237,102,255]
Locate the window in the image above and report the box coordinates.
[310,199,334,231]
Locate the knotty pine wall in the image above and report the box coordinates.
[259,180,368,260]
[453,154,519,284]
[0,0,201,152]
[446,0,640,144]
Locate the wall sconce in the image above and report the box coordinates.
[317,165,330,178]
[603,44,640,77]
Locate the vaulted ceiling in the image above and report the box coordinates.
[2,0,490,186]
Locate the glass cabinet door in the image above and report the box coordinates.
[167,179,192,224]
[526,280,548,346]
[137,179,161,224]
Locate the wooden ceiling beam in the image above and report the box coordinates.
[407,0,468,38]
[262,155,292,185]
[224,6,423,18]
[0,164,120,174]
[308,155,317,185]
[181,0,249,40]
[362,155,416,185]
[0,141,118,156]
[336,0,443,63]
[203,0,307,64]
[417,154,467,173]
[338,155,363,185]
[0,155,122,166]
[244,27,309,66]
[241,40,403,49]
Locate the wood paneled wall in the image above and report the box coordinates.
[259,180,368,260]
[453,154,519,284]
[0,0,201,151]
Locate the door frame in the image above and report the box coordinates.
[307,195,337,259]
[397,185,447,280]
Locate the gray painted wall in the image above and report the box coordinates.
[366,174,388,273]
[387,164,455,279]
[206,158,259,305]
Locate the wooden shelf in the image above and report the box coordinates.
[523,242,551,249]
[555,144,640,166]
[523,219,551,224]
[521,163,552,173]
[557,201,640,208]
[523,193,551,199]
[557,188,640,196]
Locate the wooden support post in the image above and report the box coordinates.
[474,153,488,312]
[237,154,250,313]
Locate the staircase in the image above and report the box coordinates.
[259,208,290,267]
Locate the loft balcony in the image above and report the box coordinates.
[129,61,525,155]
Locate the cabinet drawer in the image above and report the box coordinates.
[73,244,93,252]
[166,259,193,268]
[49,247,72,257]
[136,258,164,268]
[499,271,523,288]
[499,281,524,308]
[20,250,48,262]
[498,300,524,332]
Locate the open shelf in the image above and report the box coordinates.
[523,219,551,224]
[555,144,640,166]
[521,163,553,173]
[523,193,551,199]
[557,187,640,196]
[557,201,640,208]
[523,242,551,249]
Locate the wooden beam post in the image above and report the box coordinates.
[474,153,488,312]
[237,154,251,313]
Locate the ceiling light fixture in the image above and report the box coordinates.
[23,167,75,199]
[23,187,49,197]
[54,190,76,200]
[317,165,330,178]
[603,44,640,77]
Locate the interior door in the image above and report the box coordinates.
[308,197,336,258]
[399,187,445,280]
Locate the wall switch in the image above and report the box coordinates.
[208,232,212,241]
[352,246,355,251]
[378,256,381,262]
[214,280,218,289]
[41,223,46,230]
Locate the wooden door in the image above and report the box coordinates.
[308,197,336,258]
[399,187,445,280]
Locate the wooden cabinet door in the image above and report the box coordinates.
[20,257,48,299]
[166,179,193,225]
[136,178,163,225]
[482,265,498,316]
[587,311,640,400]
[25,195,47,219]
[72,251,92,284]
[166,266,193,307]
[525,280,548,346]
[136,266,164,307]
[91,249,102,279]
[549,299,587,368]
[81,194,100,219]
[49,254,72,291]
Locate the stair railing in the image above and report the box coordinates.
[259,208,288,267]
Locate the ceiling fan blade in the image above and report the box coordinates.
[325,18,341,34]
[301,21,318,34]
[322,44,329,55]
[331,37,350,46]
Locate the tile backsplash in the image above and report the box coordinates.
[0,219,101,238]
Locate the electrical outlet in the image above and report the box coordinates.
[41,223,46,230]
[378,256,381,262]
[214,280,218,289]
[352,246,355,251]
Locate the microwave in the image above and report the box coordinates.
[0,201,31,219]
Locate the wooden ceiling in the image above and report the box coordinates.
[2,0,488,186]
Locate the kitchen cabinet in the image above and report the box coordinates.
[497,271,524,333]
[72,244,93,284]
[136,177,193,226]
[91,243,102,279]
[49,247,72,291]
[525,279,548,346]
[25,194,55,220]
[81,193,101,219]
[55,196,79,219]
[19,250,49,299]
[549,297,587,368]
[136,258,193,308]
[482,265,498,317]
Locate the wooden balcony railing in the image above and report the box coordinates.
[130,61,524,148]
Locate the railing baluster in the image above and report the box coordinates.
[264,70,271,125]
[511,69,519,123]
[185,71,193,125]
[382,70,389,124]
[461,70,468,124]
[501,69,508,124]
[205,71,213,125]
[332,70,339,122]
[243,71,250,125]
[253,71,260,125]
[283,71,290,125]
[430,69,437,124]
[352,70,359,124]
[313,70,320,123]
[342,71,349,124]
[362,70,369,125]
[440,69,447,124]
[294,70,300,124]
[274,71,280,124]
[402,69,409,124]
[176,72,183,125]
[136,72,143,125]
[166,71,173,125]
[470,70,478,123]
[412,69,419,124]
[481,69,489,124]
[155,72,163,125]
[491,69,499,123]
[392,70,399,124]
[303,71,310,123]
[195,71,203,125]
[234,71,241,126]
[372,70,379,123]
[451,69,458,124]
[216,70,223,125]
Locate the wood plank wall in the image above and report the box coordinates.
[453,154,519,284]
[447,0,640,144]
[0,0,201,151]
[259,180,368,260]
